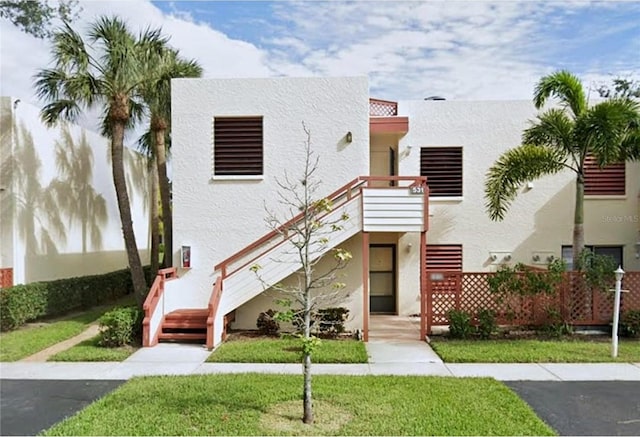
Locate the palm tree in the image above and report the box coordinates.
[34,16,167,305]
[485,70,640,269]
[139,47,202,267]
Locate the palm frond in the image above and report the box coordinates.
[523,108,576,157]
[51,21,91,71]
[576,98,640,166]
[40,99,81,125]
[533,70,586,117]
[485,145,567,221]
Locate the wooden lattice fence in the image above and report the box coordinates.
[426,271,640,330]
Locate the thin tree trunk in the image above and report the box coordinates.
[149,157,160,276]
[154,126,172,268]
[111,120,147,307]
[302,293,313,424]
[572,175,585,270]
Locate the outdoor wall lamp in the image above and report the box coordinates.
[635,241,640,259]
[346,131,353,143]
[181,245,191,269]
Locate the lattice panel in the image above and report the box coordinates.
[369,99,398,116]
[426,271,640,328]
[622,272,640,312]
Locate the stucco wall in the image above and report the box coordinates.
[394,99,640,315]
[171,77,370,307]
[0,96,150,284]
[232,234,364,332]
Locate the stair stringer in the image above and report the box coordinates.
[216,195,363,323]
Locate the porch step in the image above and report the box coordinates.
[158,308,209,345]
[158,332,207,341]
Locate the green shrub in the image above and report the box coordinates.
[540,307,573,338]
[98,306,143,347]
[256,309,280,336]
[620,310,640,338]
[0,266,150,332]
[476,309,496,339]
[317,307,349,338]
[448,309,473,339]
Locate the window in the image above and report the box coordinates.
[584,155,625,195]
[213,116,263,176]
[561,245,623,270]
[426,245,463,271]
[420,147,463,197]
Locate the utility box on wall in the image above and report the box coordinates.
[181,245,191,269]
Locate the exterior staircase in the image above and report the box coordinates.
[142,176,429,349]
[157,309,208,343]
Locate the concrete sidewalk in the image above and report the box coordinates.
[3,342,639,382]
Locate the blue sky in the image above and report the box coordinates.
[1,0,639,104]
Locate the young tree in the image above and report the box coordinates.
[34,17,168,305]
[252,125,352,424]
[485,70,640,269]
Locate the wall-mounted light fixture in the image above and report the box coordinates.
[181,245,191,269]
[635,241,640,259]
[346,131,353,143]
[406,243,413,253]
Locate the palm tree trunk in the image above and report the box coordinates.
[149,157,160,276]
[572,174,585,270]
[111,119,147,306]
[154,126,172,267]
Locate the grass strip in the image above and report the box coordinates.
[207,337,368,363]
[431,338,640,363]
[48,335,136,362]
[0,296,134,361]
[45,374,555,436]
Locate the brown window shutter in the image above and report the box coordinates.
[214,117,263,176]
[584,155,625,195]
[426,245,463,271]
[420,147,463,197]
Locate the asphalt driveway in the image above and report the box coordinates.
[507,381,640,436]
[0,379,125,436]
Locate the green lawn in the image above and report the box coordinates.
[48,335,137,362]
[431,338,640,363]
[44,374,554,436]
[207,337,368,363]
[0,296,135,362]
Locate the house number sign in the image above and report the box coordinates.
[409,186,425,195]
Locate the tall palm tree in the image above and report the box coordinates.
[34,16,166,305]
[485,70,640,269]
[139,47,202,267]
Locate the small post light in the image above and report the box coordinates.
[611,266,625,358]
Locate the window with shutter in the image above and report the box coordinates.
[213,116,263,176]
[426,245,463,271]
[420,147,463,197]
[584,155,625,195]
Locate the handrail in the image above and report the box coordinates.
[142,267,177,347]
[214,176,366,274]
[206,276,223,350]
[213,175,428,278]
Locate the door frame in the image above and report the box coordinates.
[369,243,397,314]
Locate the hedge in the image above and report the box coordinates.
[0,266,152,332]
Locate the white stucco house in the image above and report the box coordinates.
[142,76,640,349]
[0,96,151,287]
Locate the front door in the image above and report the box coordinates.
[369,245,396,314]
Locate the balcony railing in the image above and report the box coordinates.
[369,98,397,116]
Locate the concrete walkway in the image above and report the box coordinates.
[2,342,639,381]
